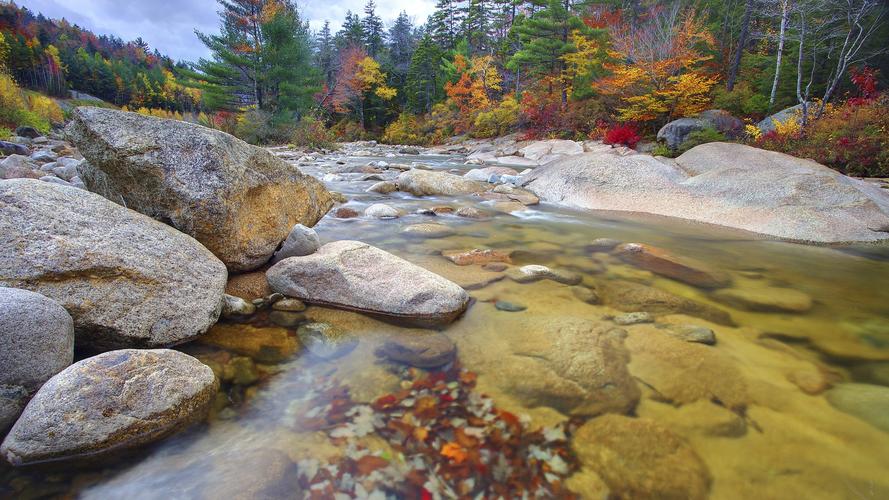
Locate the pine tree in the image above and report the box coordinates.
[262,2,319,118]
[507,0,589,106]
[462,0,493,56]
[362,0,385,59]
[428,0,465,50]
[315,21,336,87]
[406,34,446,113]
[336,11,366,50]
[388,11,417,98]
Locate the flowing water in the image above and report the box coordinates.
[3,147,889,499]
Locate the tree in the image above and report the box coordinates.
[336,11,365,50]
[507,0,590,107]
[328,45,396,127]
[315,21,336,87]
[362,0,385,58]
[406,34,446,113]
[726,0,754,91]
[428,0,465,50]
[388,12,417,99]
[768,0,792,109]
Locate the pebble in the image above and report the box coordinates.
[269,310,306,328]
[613,312,654,325]
[572,286,600,304]
[506,264,582,285]
[272,298,307,312]
[364,203,400,219]
[665,324,716,345]
[588,238,622,252]
[296,322,358,360]
[334,207,360,218]
[495,300,527,312]
[221,294,256,318]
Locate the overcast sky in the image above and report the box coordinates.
[19,0,437,63]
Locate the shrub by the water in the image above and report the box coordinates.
[292,115,337,150]
[382,113,427,145]
[0,73,60,134]
[603,123,641,149]
[472,96,520,139]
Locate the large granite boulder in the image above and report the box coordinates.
[657,118,707,149]
[0,154,42,179]
[518,139,584,163]
[396,169,487,197]
[757,103,807,133]
[1,349,218,465]
[267,240,470,325]
[0,288,74,392]
[524,143,889,243]
[67,107,333,271]
[0,179,227,350]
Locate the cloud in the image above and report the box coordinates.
[18,0,437,63]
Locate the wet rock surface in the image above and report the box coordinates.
[1,349,218,465]
[377,332,457,368]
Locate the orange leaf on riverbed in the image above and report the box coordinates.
[441,442,468,464]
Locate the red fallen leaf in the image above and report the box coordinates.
[459,371,478,386]
[356,455,389,475]
[421,489,433,500]
[497,409,522,433]
[440,393,455,403]
[373,394,398,411]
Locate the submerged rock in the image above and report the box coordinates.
[664,324,717,345]
[267,241,470,325]
[825,383,889,433]
[613,312,654,325]
[506,265,582,285]
[615,243,732,289]
[0,349,218,465]
[0,179,227,350]
[401,223,456,239]
[599,280,733,326]
[67,107,332,271]
[572,414,712,500]
[444,248,512,266]
[296,322,358,360]
[524,143,889,243]
[220,294,256,318]
[377,332,456,368]
[396,169,486,196]
[712,286,813,313]
[366,181,398,194]
[0,288,74,393]
[200,323,298,363]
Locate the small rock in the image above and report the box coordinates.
[271,224,320,264]
[432,205,455,214]
[39,175,73,187]
[377,333,456,368]
[444,248,512,266]
[220,294,256,318]
[200,323,298,363]
[665,324,716,345]
[30,150,57,164]
[333,206,360,218]
[401,223,455,239]
[613,312,654,325]
[571,286,600,304]
[396,169,486,196]
[495,300,526,312]
[366,181,398,194]
[506,264,582,285]
[588,238,621,252]
[0,154,41,179]
[272,298,306,312]
[364,203,400,219]
[455,207,484,219]
[712,287,813,313]
[0,140,29,156]
[14,126,40,139]
[269,310,305,328]
[482,262,508,272]
[0,349,218,465]
[222,356,259,385]
[787,367,831,395]
[398,147,421,155]
[296,322,358,360]
[826,383,889,433]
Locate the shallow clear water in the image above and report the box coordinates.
[4,149,889,499]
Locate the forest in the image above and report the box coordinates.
[1,0,887,175]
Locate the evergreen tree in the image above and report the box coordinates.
[336,11,366,50]
[428,0,465,50]
[406,34,446,113]
[262,3,319,118]
[388,11,417,98]
[507,0,589,106]
[315,21,336,87]
[362,0,386,58]
[462,0,493,56]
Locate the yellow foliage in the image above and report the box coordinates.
[472,95,520,138]
[26,93,64,125]
[0,72,26,116]
[382,113,426,145]
[745,124,761,140]
[562,30,607,94]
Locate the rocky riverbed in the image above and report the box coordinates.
[2,109,889,498]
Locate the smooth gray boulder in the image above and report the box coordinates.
[396,169,486,196]
[1,349,218,465]
[0,288,74,392]
[0,385,28,436]
[0,179,227,350]
[0,140,29,156]
[267,240,470,325]
[0,154,41,179]
[67,107,333,271]
[657,118,707,149]
[524,143,889,243]
[270,224,320,264]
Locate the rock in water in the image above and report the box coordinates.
[295,322,358,360]
[825,383,889,433]
[377,333,456,368]
[270,224,320,264]
[712,286,813,313]
[396,169,487,196]
[0,349,218,465]
[67,107,332,271]
[0,179,227,350]
[615,243,732,289]
[524,143,889,243]
[572,414,712,500]
[0,287,74,392]
[267,240,470,326]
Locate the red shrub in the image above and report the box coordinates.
[603,123,641,148]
